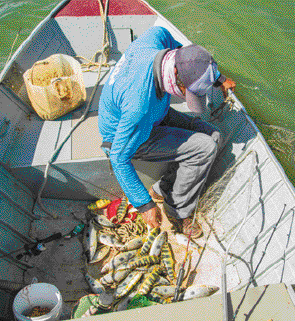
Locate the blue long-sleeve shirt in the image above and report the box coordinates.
[98,26,182,210]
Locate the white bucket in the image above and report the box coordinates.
[13,283,63,321]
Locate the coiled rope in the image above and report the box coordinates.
[36,0,110,219]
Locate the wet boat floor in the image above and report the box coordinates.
[23,199,240,319]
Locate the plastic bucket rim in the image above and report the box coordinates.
[13,283,62,321]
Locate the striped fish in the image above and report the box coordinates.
[101,250,137,274]
[151,285,178,299]
[93,214,116,228]
[113,291,137,312]
[88,220,97,261]
[85,273,105,294]
[139,227,160,256]
[88,199,111,210]
[126,255,160,270]
[89,245,110,264]
[116,196,128,223]
[149,231,167,257]
[98,232,123,248]
[100,268,130,287]
[179,284,219,301]
[147,292,172,305]
[138,265,162,295]
[154,276,171,286]
[161,242,176,281]
[117,236,145,252]
[115,272,144,300]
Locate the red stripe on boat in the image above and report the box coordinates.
[55,0,156,17]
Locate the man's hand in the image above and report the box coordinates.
[142,205,162,228]
[221,78,236,98]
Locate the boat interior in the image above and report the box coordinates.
[0,0,295,319]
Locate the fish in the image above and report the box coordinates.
[85,273,105,294]
[97,292,115,309]
[175,233,204,255]
[88,199,111,210]
[101,250,137,274]
[161,242,176,281]
[124,255,160,270]
[97,232,123,248]
[151,285,178,299]
[147,292,172,304]
[81,305,98,318]
[139,227,160,256]
[138,265,162,295]
[116,196,129,223]
[179,284,219,301]
[117,236,145,252]
[149,231,167,256]
[89,245,110,264]
[100,269,130,287]
[87,220,97,261]
[154,276,171,286]
[115,271,138,298]
[93,214,116,228]
[115,272,144,300]
[113,292,137,312]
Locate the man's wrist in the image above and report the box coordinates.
[137,200,156,213]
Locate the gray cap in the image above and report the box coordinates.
[175,44,214,88]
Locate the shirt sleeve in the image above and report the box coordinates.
[109,99,154,209]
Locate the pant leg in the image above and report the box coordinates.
[134,108,220,219]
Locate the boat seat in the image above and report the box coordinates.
[4,28,133,168]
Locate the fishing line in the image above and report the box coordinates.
[221,150,257,321]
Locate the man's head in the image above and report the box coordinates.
[175,44,223,114]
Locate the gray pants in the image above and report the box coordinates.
[133,107,221,219]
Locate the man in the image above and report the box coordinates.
[98,26,236,237]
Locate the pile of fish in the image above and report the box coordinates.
[80,198,219,316]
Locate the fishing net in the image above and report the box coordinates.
[127,294,158,310]
[197,150,256,219]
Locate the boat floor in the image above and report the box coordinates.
[23,198,239,320]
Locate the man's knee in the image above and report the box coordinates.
[212,130,222,147]
[201,134,219,159]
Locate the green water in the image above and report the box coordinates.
[1,0,295,186]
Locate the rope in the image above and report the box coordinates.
[36,0,110,219]
[76,0,110,71]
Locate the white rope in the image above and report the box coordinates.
[36,0,110,219]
